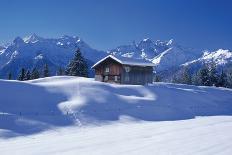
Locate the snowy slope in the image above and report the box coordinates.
[0,76,232,135]
[1,116,232,155]
[0,76,232,154]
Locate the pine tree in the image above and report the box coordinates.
[65,48,88,77]
[154,74,161,82]
[57,66,64,76]
[208,62,219,86]
[217,70,227,87]
[192,72,200,86]
[197,65,210,86]
[43,64,49,77]
[171,74,179,83]
[25,70,31,80]
[18,68,26,81]
[8,72,12,80]
[171,68,192,85]
[181,67,192,84]
[227,70,232,88]
[172,70,184,84]
[31,68,40,79]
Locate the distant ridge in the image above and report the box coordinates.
[0,34,231,79]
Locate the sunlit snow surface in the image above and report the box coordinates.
[0,76,232,154]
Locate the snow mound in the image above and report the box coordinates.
[0,76,232,137]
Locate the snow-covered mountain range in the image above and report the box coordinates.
[108,38,203,72]
[0,34,106,78]
[0,34,231,79]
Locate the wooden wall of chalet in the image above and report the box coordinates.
[121,66,153,85]
[94,58,122,76]
[93,57,154,85]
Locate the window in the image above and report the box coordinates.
[104,76,108,81]
[125,75,129,82]
[105,67,109,73]
[114,76,118,82]
[124,66,131,72]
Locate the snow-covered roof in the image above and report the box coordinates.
[91,55,155,68]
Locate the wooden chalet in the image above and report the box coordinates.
[91,55,155,85]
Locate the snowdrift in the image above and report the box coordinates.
[0,76,232,137]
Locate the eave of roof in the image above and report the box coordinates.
[91,55,155,69]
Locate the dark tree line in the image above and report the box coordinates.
[169,63,232,88]
[8,48,88,81]
[17,67,45,81]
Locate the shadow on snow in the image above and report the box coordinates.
[0,80,232,138]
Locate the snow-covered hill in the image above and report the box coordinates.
[0,76,232,135]
[0,76,232,154]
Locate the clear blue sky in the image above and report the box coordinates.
[0,0,231,50]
